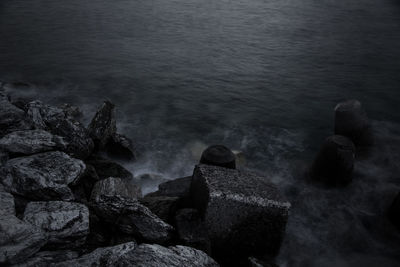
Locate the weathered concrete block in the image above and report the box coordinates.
[191,164,290,262]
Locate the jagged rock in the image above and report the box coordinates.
[60,103,82,120]
[140,196,179,223]
[191,164,290,264]
[200,145,236,169]
[310,135,356,186]
[0,184,15,216]
[0,215,47,265]
[147,176,193,208]
[105,133,136,161]
[0,129,67,156]
[1,151,86,201]
[86,157,133,180]
[88,101,116,149]
[27,101,94,159]
[388,192,400,230]
[90,176,142,202]
[91,195,174,244]
[23,201,89,248]
[17,250,79,267]
[0,91,32,137]
[174,209,210,253]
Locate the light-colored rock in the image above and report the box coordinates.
[90,177,142,202]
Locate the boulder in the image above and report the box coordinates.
[90,176,142,202]
[23,201,89,248]
[174,208,210,253]
[0,129,67,156]
[0,149,8,166]
[0,91,32,137]
[334,99,373,147]
[88,101,116,149]
[86,157,133,180]
[60,103,82,120]
[1,151,86,201]
[138,173,168,195]
[310,135,355,186]
[91,195,174,244]
[0,215,47,265]
[26,101,94,159]
[191,164,290,263]
[105,133,136,161]
[140,196,180,223]
[0,185,15,216]
[200,145,236,169]
[17,250,79,267]
[388,192,400,230]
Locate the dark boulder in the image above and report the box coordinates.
[0,184,15,216]
[88,100,116,149]
[17,250,79,267]
[1,151,86,201]
[23,201,89,248]
[140,196,180,223]
[105,133,136,161]
[310,135,356,186]
[86,157,133,180]
[200,145,236,169]
[388,192,400,230]
[90,176,142,201]
[70,164,100,203]
[191,164,290,264]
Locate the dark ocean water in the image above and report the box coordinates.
[1,0,400,266]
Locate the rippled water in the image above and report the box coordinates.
[1,0,400,265]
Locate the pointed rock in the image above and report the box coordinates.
[88,101,116,149]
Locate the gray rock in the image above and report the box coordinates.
[200,145,236,169]
[70,164,100,203]
[91,195,174,244]
[105,133,136,161]
[91,176,142,202]
[0,129,67,155]
[0,185,15,216]
[148,176,191,198]
[27,101,94,159]
[88,101,116,149]
[86,157,133,180]
[0,214,47,265]
[0,149,8,166]
[23,201,89,248]
[191,164,290,262]
[140,196,179,223]
[17,250,79,267]
[0,91,32,137]
[1,151,86,201]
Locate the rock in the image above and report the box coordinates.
[200,145,236,169]
[0,215,47,265]
[90,176,142,202]
[17,250,79,267]
[23,201,89,248]
[91,195,174,244]
[0,149,8,166]
[174,208,210,254]
[27,101,94,159]
[0,129,67,156]
[105,133,136,161]
[86,157,133,180]
[334,100,374,147]
[70,164,100,203]
[232,150,246,168]
[191,164,290,263]
[310,135,356,186]
[0,91,32,137]
[60,103,82,120]
[388,192,400,230]
[140,196,179,223]
[1,151,86,201]
[0,185,15,216]
[88,101,116,149]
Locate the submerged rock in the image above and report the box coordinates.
[1,151,86,201]
[0,129,67,156]
[191,164,290,263]
[88,100,117,149]
[86,157,133,180]
[200,145,236,169]
[23,201,89,248]
[90,176,142,202]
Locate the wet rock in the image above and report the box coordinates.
[90,176,142,202]
[88,100,116,149]
[334,99,374,147]
[0,129,67,156]
[27,101,94,159]
[200,145,236,169]
[0,91,32,137]
[91,195,174,244]
[388,192,400,230]
[0,214,47,265]
[174,208,210,254]
[310,135,356,186]
[17,250,79,267]
[23,201,89,248]
[140,196,179,223]
[1,151,86,201]
[105,133,136,161]
[0,184,15,216]
[191,164,290,263]
[86,157,133,180]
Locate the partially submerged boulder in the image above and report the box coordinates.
[200,145,236,169]
[191,164,290,263]
[1,151,86,201]
[0,129,67,156]
[23,201,89,248]
[90,176,142,202]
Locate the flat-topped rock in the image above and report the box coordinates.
[23,201,89,248]
[90,176,142,202]
[1,151,86,200]
[191,164,290,263]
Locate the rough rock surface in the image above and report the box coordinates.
[17,250,79,267]
[0,215,47,265]
[23,201,89,248]
[0,91,32,137]
[88,101,116,148]
[140,196,179,223]
[27,101,93,159]
[191,164,291,262]
[86,157,133,180]
[200,145,236,169]
[105,133,136,161]
[0,185,15,216]
[0,129,67,155]
[90,176,142,201]
[91,195,174,244]
[1,151,86,200]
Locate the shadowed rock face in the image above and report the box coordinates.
[0,91,32,137]
[90,176,142,202]
[0,185,15,216]
[23,201,90,248]
[86,157,133,180]
[191,164,290,264]
[88,101,117,149]
[1,151,86,201]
